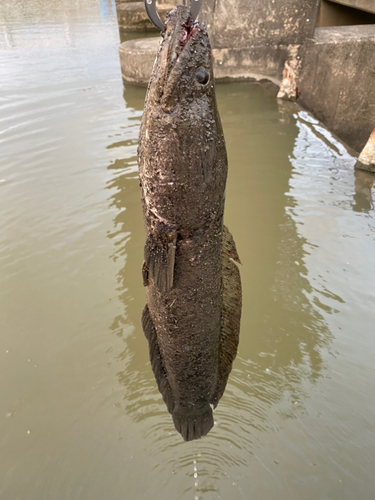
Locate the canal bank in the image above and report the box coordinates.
[118,0,375,166]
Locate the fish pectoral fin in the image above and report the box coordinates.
[144,230,177,292]
[141,305,174,414]
[212,225,242,407]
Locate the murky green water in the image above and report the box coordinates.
[1,1,375,498]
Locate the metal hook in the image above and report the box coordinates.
[144,0,202,32]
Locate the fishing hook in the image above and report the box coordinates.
[144,0,202,32]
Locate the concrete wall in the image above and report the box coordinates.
[119,37,282,86]
[201,0,319,48]
[298,25,375,152]
[198,0,320,81]
[118,0,320,80]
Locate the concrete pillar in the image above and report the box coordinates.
[297,25,375,152]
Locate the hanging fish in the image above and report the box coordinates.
[138,5,242,441]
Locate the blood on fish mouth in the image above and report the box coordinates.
[182,19,199,46]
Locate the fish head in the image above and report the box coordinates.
[149,6,214,114]
[139,6,227,230]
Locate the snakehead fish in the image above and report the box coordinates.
[138,6,242,441]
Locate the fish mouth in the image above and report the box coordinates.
[153,7,203,112]
[181,19,200,48]
[170,14,201,64]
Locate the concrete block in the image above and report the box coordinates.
[298,25,375,152]
[118,37,282,87]
[211,46,289,84]
[119,37,159,85]
[116,2,175,32]
[200,0,320,49]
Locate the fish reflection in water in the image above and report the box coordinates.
[138,7,242,441]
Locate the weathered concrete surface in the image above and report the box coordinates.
[329,0,375,14]
[119,38,160,85]
[298,25,375,152]
[200,0,320,50]
[277,59,298,101]
[119,37,281,87]
[210,46,292,84]
[116,2,175,32]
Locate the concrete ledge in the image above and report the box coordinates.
[314,23,375,41]
[116,2,174,32]
[119,38,282,87]
[329,0,375,14]
[298,24,375,152]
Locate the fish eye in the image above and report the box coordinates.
[196,67,209,85]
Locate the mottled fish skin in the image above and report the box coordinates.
[138,6,241,441]
[138,7,227,234]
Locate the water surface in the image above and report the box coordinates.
[1,1,375,498]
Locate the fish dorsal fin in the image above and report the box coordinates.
[144,230,177,292]
[212,225,242,407]
[141,305,174,414]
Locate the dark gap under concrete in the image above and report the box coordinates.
[316,0,375,27]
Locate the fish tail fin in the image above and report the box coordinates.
[212,225,242,407]
[172,405,214,442]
